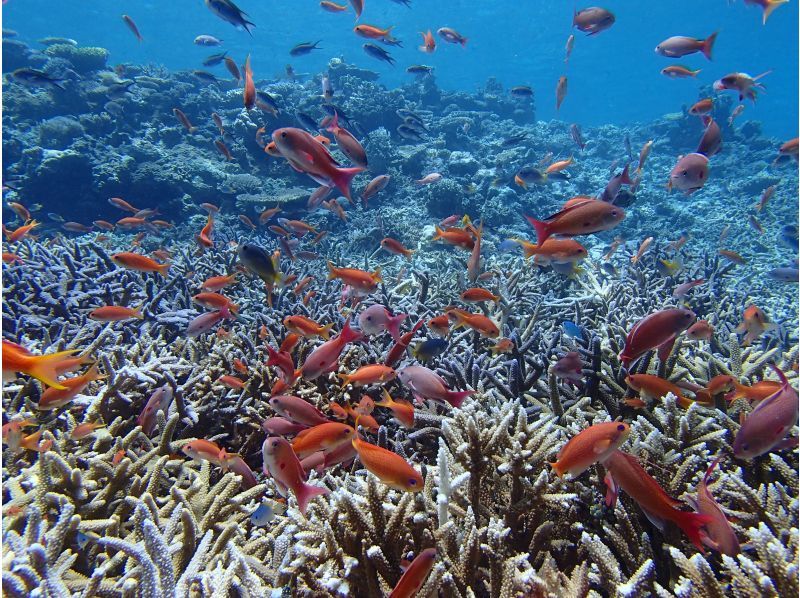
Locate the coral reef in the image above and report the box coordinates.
[2,34,798,598]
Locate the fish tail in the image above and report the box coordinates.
[701,31,717,60]
[376,389,394,408]
[548,461,564,477]
[432,226,445,241]
[331,166,364,202]
[339,318,364,344]
[444,389,473,408]
[762,1,787,24]
[319,323,333,340]
[326,260,338,280]
[295,482,330,515]
[387,313,407,342]
[524,215,550,247]
[672,510,714,552]
[157,263,171,278]
[337,373,351,386]
[25,349,80,389]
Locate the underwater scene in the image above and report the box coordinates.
[2,0,799,596]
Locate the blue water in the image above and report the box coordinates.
[5,0,798,138]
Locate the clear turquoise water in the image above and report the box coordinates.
[4,0,798,138]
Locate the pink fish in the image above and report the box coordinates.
[619,308,696,368]
[685,456,740,556]
[300,318,363,379]
[262,436,329,514]
[220,452,258,489]
[186,306,232,337]
[733,365,798,459]
[696,116,721,157]
[358,304,407,341]
[262,417,309,435]
[672,278,705,299]
[551,351,583,386]
[326,112,368,168]
[136,385,173,436]
[668,153,709,195]
[269,395,330,426]
[397,365,473,408]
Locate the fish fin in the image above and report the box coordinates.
[319,323,333,340]
[444,389,473,408]
[523,215,550,246]
[25,349,80,389]
[326,261,338,280]
[387,313,407,342]
[337,373,351,386]
[603,471,619,509]
[672,510,714,552]
[641,507,667,532]
[548,461,564,477]
[701,31,717,60]
[624,398,646,408]
[772,436,799,451]
[657,336,677,364]
[330,166,364,203]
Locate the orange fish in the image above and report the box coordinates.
[550,421,630,478]
[217,375,246,389]
[193,292,239,314]
[291,422,355,458]
[280,332,301,353]
[284,315,333,339]
[215,139,233,161]
[514,238,587,264]
[428,314,450,336]
[490,338,515,355]
[725,379,783,404]
[432,226,474,250]
[233,358,249,375]
[89,304,144,321]
[202,272,237,291]
[70,421,106,440]
[661,65,701,78]
[2,340,80,389]
[460,288,500,303]
[381,237,414,259]
[735,305,776,346]
[197,214,214,248]
[2,419,37,450]
[718,249,746,264]
[39,364,106,410]
[631,237,654,264]
[352,419,423,491]
[339,364,396,386]
[259,206,281,224]
[525,199,625,246]
[446,308,500,338]
[376,389,414,428]
[625,374,710,410]
[7,220,39,243]
[262,436,329,514]
[3,252,23,264]
[546,156,574,174]
[418,30,436,53]
[111,252,170,277]
[686,320,714,341]
[689,98,713,116]
[108,197,139,213]
[388,548,437,598]
[327,261,381,293]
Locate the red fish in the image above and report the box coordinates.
[299,319,363,379]
[618,308,696,368]
[122,15,143,42]
[388,548,437,598]
[603,450,712,551]
[243,54,255,110]
[685,457,740,556]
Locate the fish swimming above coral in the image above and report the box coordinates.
[0,0,798,595]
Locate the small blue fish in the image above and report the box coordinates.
[562,321,583,340]
[411,338,448,361]
[47,212,65,222]
[251,501,276,526]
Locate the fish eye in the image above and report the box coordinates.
[271,440,279,447]
[682,170,688,176]
[583,222,591,227]
[408,478,417,486]
[617,424,625,431]
[366,316,372,321]
[699,171,704,178]
[281,131,287,138]
[611,210,618,217]
[741,443,749,450]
